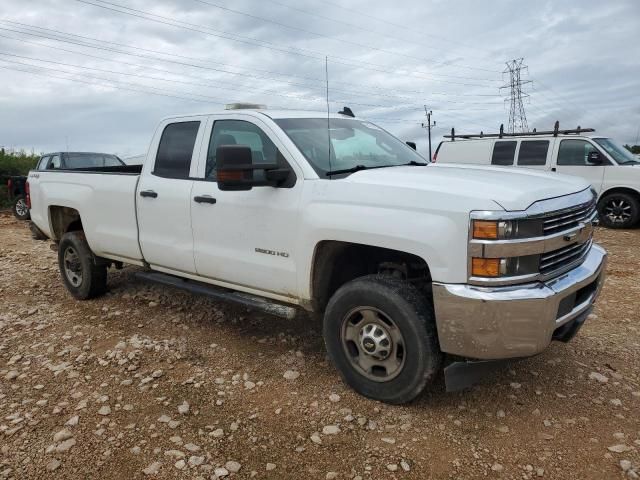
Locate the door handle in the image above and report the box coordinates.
[194,195,217,204]
[139,190,158,198]
[551,167,557,172]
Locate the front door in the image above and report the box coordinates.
[190,117,302,298]
[553,139,607,194]
[137,118,206,273]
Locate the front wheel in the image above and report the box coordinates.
[323,275,442,404]
[12,195,30,220]
[598,192,640,229]
[58,231,108,300]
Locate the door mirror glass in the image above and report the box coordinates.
[216,145,254,191]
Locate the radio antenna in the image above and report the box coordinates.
[325,56,332,177]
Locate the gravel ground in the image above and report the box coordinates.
[1,211,639,480]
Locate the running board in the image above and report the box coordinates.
[134,271,298,320]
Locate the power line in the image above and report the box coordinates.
[71,0,502,87]
[0,61,473,128]
[0,27,504,107]
[0,61,232,105]
[315,0,501,70]
[0,56,435,115]
[0,20,505,97]
[190,0,501,79]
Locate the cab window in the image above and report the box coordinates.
[517,140,549,166]
[491,141,516,166]
[154,121,200,179]
[37,156,50,170]
[206,120,292,185]
[48,154,61,169]
[557,140,602,166]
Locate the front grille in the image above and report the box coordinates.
[539,239,592,275]
[542,200,596,236]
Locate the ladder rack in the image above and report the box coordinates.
[444,121,595,141]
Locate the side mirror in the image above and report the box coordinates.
[216,145,292,191]
[587,151,602,165]
[406,141,417,150]
[216,145,254,191]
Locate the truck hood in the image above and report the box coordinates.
[345,163,591,211]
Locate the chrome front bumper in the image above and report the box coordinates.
[432,244,607,360]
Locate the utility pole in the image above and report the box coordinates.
[421,106,436,160]
[500,58,531,133]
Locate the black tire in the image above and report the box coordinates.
[598,192,640,229]
[58,231,107,300]
[323,274,442,404]
[12,195,30,220]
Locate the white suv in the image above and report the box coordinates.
[435,125,640,228]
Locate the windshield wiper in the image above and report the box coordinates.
[325,164,393,176]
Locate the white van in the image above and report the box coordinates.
[434,126,640,228]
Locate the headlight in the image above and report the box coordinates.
[472,220,513,239]
[471,219,543,240]
[471,254,539,278]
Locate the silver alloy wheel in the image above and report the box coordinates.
[604,198,632,224]
[15,198,28,217]
[341,306,405,382]
[63,246,83,287]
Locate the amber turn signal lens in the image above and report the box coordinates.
[472,220,498,239]
[472,258,501,277]
[217,170,245,181]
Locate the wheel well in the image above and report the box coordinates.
[49,206,83,240]
[310,241,432,312]
[599,187,640,205]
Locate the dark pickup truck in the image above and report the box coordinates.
[6,175,29,220]
[7,152,125,220]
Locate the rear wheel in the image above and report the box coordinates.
[598,192,640,229]
[58,231,107,299]
[323,275,442,404]
[12,195,30,220]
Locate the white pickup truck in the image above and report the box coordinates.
[28,108,607,403]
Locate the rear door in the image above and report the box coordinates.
[553,139,607,194]
[137,117,207,273]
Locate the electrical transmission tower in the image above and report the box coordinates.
[501,58,531,133]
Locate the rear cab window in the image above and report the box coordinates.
[517,140,550,166]
[491,141,517,166]
[153,121,201,179]
[37,156,50,170]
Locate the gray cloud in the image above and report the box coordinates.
[0,0,638,157]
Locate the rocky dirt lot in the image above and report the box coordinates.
[0,212,639,480]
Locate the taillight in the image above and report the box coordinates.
[25,181,31,209]
[6,179,12,198]
[432,152,437,162]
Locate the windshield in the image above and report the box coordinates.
[594,138,639,165]
[274,118,426,176]
[64,153,124,169]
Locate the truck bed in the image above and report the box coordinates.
[28,169,144,263]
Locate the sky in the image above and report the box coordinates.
[0,0,638,159]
